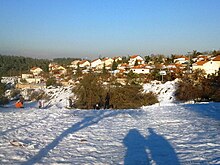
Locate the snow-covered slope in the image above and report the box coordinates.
[143,80,178,106]
[0,103,219,164]
[43,86,74,108]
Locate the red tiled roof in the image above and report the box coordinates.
[121,63,129,67]
[130,55,139,59]
[92,59,100,62]
[132,64,147,69]
[30,67,38,70]
[195,61,208,65]
[213,55,220,61]
[79,60,88,64]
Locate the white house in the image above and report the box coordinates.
[19,74,42,84]
[21,74,33,79]
[128,55,145,66]
[79,60,90,68]
[91,59,102,68]
[131,64,150,74]
[30,67,43,76]
[49,63,59,71]
[102,58,114,66]
[213,55,220,67]
[70,60,81,69]
[174,56,189,64]
[192,60,219,75]
[118,63,130,70]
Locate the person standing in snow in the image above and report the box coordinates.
[68,97,73,108]
[104,92,110,109]
[19,95,24,104]
[38,100,44,108]
[38,100,42,108]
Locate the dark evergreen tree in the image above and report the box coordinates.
[111,60,118,71]
[134,59,139,66]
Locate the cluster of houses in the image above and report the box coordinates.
[17,54,220,87]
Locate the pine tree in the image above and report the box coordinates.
[134,59,139,66]
[111,60,118,71]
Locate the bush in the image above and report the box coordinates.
[73,73,105,109]
[0,96,9,105]
[0,81,5,96]
[10,89,21,98]
[73,73,158,109]
[175,74,220,102]
[30,90,49,100]
[175,79,200,101]
[46,77,60,87]
[110,84,158,109]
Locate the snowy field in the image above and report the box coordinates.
[0,80,220,164]
[0,103,220,165]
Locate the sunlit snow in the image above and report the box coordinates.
[0,80,219,164]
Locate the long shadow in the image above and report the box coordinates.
[146,128,180,165]
[22,110,142,165]
[123,129,150,165]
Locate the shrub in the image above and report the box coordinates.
[0,96,9,105]
[73,73,105,109]
[73,73,158,109]
[46,77,60,87]
[0,81,5,96]
[10,89,21,98]
[30,90,49,101]
[110,84,158,109]
[175,79,199,101]
[175,74,220,102]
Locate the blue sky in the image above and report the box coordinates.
[0,0,220,59]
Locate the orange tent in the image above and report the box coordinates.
[15,101,23,108]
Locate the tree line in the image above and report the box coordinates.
[0,54,50,77]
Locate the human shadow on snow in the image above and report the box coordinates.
[22,109,142,165]
[123,129,150,165]
[123,128,180,165]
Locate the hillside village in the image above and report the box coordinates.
[12,54,220,89]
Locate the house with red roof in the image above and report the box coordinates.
[78,60,90,68]
[131,64,151,74]
[128,55,145,66]
[30,67,43,76]
[91,59,102,68]
[192,59,219,75]
[174,55,189,64]
[102,57,114,66]
[213,55,220,67]
[70,60,81,69]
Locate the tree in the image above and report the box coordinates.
[75,63,82,77]
[46,77,58,87]
[134,59,139,66]
[73,73,105,109]
[0,80,5,96]
[126,70,139,85]
[144,55,151,63]
[102,63,107,75]
[110,84,158,109]
[0,80,9,105]
[111,60,118,71]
